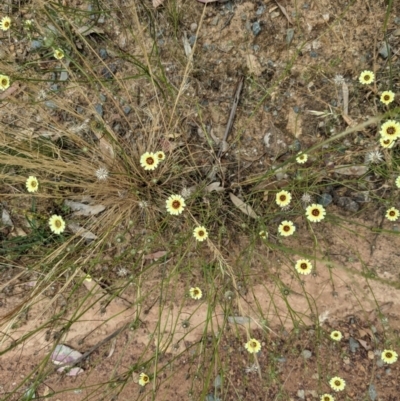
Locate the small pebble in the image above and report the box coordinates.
[214,375,222,388]
[190,23,197,32]
[252,21,261,36]
[297,389,305,400]
[318,193,333,207]
[286,28,294,44]
[31,40,42,50]
[188,35,196,46]
[211,16,219,26]
[256,5,265,15]
[59,71,68,81]
[378,42,390,59]
[45,100,57,109]
[123,105,131,115]
[99,48,108,60]
[95,104,103,116]
[302,350,312,359]
[99,94,106,102]
[349,337,360,353]
[368,383,377,401]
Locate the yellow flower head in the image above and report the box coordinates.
[381,349,398,364]
[49,214,66,235]
[380,137,395,149]
[259,230,268,240]
[359,70,374,85]
[140,152,159,171]
[53,48,65,60]
[329,376,346,392]
[244,338,261,354]
[278,220,296,236]
[396,176,400,189]
[166,194,185,215]
[155,151,166,161]
[385,207,399,222]
[0,74,10,91]
[306,204,326,222]
[320,395,334,401]
[276,190,292,207]
[296,152,308,164]
[330,330,342,341]
[138,372,150,386]
[193,226,208,242]
[380,120,400,140]
[380,90,395,105]
[26,176,39,193]
[0,16,11,31]
[189,287,202,300]
[295,259,312,275]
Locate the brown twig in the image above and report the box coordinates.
[218,75,244,158]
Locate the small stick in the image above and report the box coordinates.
[218,75,244,158]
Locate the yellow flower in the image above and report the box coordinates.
[296,152,308,164]
[276,190,292,207]
[320,395,334,401]
[26,176,39,193]
[380,90,395,105]
[396,176,400,189]
[330,330,342,341]
[189,287,202,300]
[380,120,400,140]
[306,204,326,222]
[138,372,150,386]
[140,152,159,171]
[155,151,165,161]
[0,74,10,91]
[329,377,346,392]
[381,349,398,364]
[49,215,66,235]
[259,230,268,239]
[385,207,399,222]
[278,220,296,236]
[359,70,374,85]
[166,194,185,215]
[380,137,395,149]
[295,259,312,275]
[84,274,92,282]
[193,226,208,241]
[53,48,65,60]
[244,338,261,354]
[0,16,11,31]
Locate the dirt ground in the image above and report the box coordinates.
[1,0,400,400]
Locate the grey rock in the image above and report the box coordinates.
[318,193,333,207]
[99,48,108,60]
[368,383,377,401]
[385,368,391,375]
[45,100,57,109]
[95,104,103,116]
[211,16,219,26]
[59,71,68,81]
[256,5,266,15]
[99,94,106,102]
[253,45,260,52]
[101,64,117,79]
[224,2,233,11]
[302,349,312,359]
[337,197,360,212]
[190,23,198,32]
[378,42,391,59]
[189,35,196,46]
[123,105,132,115]
[31,40,42,50]
[76,106,84,114]
[349,337,360,353]
[395,17,400,25]
[50,84,58,92]
[310,51,318,58]
[252,21,261,36]
[277,357,286,363]
[214,374,222,388]
[293,105,300,113]
[286,28,294,44]
[228,316,251,325]
[297,389,305,399]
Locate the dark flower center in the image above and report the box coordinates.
[1,79,7,86]
[146,157,154,165]
[389,211,395,216]
[31,181,37,187]
[300,263,307,270]
[312,209,320,216]
[198,230,204,237]
[283,225,290,232]
[280,195,286,201]
[172,200,181,209]
[334,380,340,386]
[364,75,370,81]
[55,220,61,228]
[386,352,393,358]
[387,127,395,135]
[384,95,390,101]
